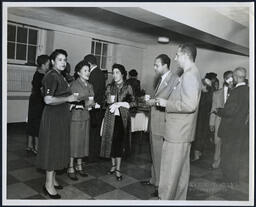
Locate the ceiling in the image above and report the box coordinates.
[8,6,249,56]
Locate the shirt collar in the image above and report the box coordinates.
[90,65,97,72]
[235,82,246,88]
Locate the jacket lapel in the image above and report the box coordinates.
[155,72,172,97]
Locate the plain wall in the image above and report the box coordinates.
[141,43,249,95]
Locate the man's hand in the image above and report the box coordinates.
[146,99,156,106]
[155,98,167,107]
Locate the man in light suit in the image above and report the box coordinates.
[157,43,201,200]
[214,67,249,183]
[140,54,179,197]
[209,70,233,169]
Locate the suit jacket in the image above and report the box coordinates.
[217,85,249,140]
[89,67,106,106]
[165,63,201,143]
[209,88,224,135]
[150,71,179,136]
[126,78,141,97]
[70,78,94,121]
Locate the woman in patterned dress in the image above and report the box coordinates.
[36,49,78,199]
[100,64,135,181]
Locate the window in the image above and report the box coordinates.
[91,39,113,70]
[8,22,40,65]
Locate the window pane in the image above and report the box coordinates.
[91,41,95,54]
[8,25,16,41]
[101,56,107,69]
[8,42,15,59]
[95,42,101,55]
[103,44,108,56]
[16,43,27,60]
[95,55,101,67]
[17,27,27,43]
[28,46,37,64]
[28,29,38,45]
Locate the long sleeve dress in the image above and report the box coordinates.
[27,70,45,137]
[100,81,136,158]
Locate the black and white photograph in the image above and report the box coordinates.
[2,1,254,206]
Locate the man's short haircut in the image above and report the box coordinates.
[179,43,197,62]
[234,67,247,78]
[223,70,233,80]
[156,54,171,68]
[84,54,97,65]
[129,69,138,77]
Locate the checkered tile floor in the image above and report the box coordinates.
[6,123,249,201]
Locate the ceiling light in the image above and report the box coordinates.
[158,37,170,43]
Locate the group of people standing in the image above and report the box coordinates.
[140,43,249,200]
[26,42,249,200]
[26,49,138,199]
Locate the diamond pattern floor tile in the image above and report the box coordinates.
[95,189,139,200]
[121,182,155,200]
[58,185,92,199]
[7,183,38,199]
[9,167,44,182]
[98,174,138,188]
[73,178,116,197]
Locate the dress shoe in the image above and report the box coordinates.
[54,184,63,190]
[67,167,78,181]
[115,170,123,181]
[140,180,152,185]
[151,189,158,197]
[42,185,61,199]
[107,165,116,175]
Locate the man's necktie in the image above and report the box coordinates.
[155,77,162,92]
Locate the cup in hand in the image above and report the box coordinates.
[145,94,150,101]
[88,96,94,110]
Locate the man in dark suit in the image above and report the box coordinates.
[209,70,233,169]
[126,69,141,98]
[84,54,106,162]
[215,67,249,184]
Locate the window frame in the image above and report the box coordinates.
[91,39,113,70]
[7,21,41,65]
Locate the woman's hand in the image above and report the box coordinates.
[68,94,79,102]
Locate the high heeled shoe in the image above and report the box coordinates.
[67,167,78,181]
[75,164,88,177]
[42,185,61,199]
[107,165,116,175]
[115,170,122,181]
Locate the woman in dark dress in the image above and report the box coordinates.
[26,55,50,154]
[100,64,135,181]
[36,49,78,199]
[192,78,213,161]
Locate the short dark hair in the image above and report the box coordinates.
[129,69,138,77]
[37,55,49,67]
[84,54,97,65]
[156,54,171,68]
[179,43,197,62]
[223,70,233,80]
[112,63,127,81]
[74,60,90,80]
[50,49,68,61]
